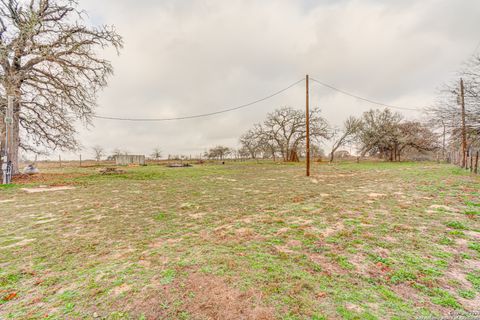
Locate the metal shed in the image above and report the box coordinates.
[115,155,146,166]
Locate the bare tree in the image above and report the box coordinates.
[206,146,231,160]
[428,54,480,160]
[311,145,326,161]
[356,109,438,161]
[151,148,162,160]
[330,116,362,162]
[244,107,330,162]
[238,146,251,160]
[356,109,403,159]
[239,129,261,159]
[92,145,104,162]
[395,121,439,160]
[0,0,123,174]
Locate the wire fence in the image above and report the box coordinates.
[447,149,479,174]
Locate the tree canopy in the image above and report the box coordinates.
[0,0,122,173]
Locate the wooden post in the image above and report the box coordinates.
[441,121,446,161]
[306,74,310,177]
[471,151,474,173]
[460,78,467,168]
[475,151,479,174]
[79,154,82,167]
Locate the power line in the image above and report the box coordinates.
[470,39,480,57]
[92,78,305,121]
[310,77,426,112]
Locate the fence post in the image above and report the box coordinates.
[475,151,479,175]
[470,153,474,173]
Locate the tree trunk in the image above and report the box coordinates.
[330,144,339,163]
[0,119,5,177]
[1,88,21,176]
[11,98,20,174]
[329,151,335,163]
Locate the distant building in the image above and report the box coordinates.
[116,155,146,166]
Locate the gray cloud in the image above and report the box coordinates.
[52,0,480,159]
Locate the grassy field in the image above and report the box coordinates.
[0,161,479,320]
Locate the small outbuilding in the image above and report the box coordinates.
[115,155,146,166]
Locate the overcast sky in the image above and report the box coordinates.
[55,0,480,160]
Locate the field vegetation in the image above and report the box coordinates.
[1,161,479,319]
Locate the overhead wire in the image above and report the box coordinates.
[92,76,428,122]
[309,77,426,112]
[92,78,305,122]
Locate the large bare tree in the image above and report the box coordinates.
[329,116,362,162]
[0,0,122,174]
[240,107,330,161]
[356,109,438,161]
[356,109,403,159]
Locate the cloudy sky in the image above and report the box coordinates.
[57,0,480,159]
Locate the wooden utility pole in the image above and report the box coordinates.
[306,74,310,177]
[460,78,467,168]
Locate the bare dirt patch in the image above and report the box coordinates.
[12,173,86,185]
[182,273,275,320]
[21,186,76,193]
[391,284,448,314]
[2,238,36,249]
[368,193,387,198]
[125,273,275,320]
[308,253,346,275]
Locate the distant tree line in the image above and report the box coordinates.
[237,106,439,162]
[88,106,440,164]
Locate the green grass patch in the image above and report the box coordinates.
[446,221,467,230]
[458,289,476,299]
[467,271,480,291]
[468,242,480,254]
[390,269,417,284]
